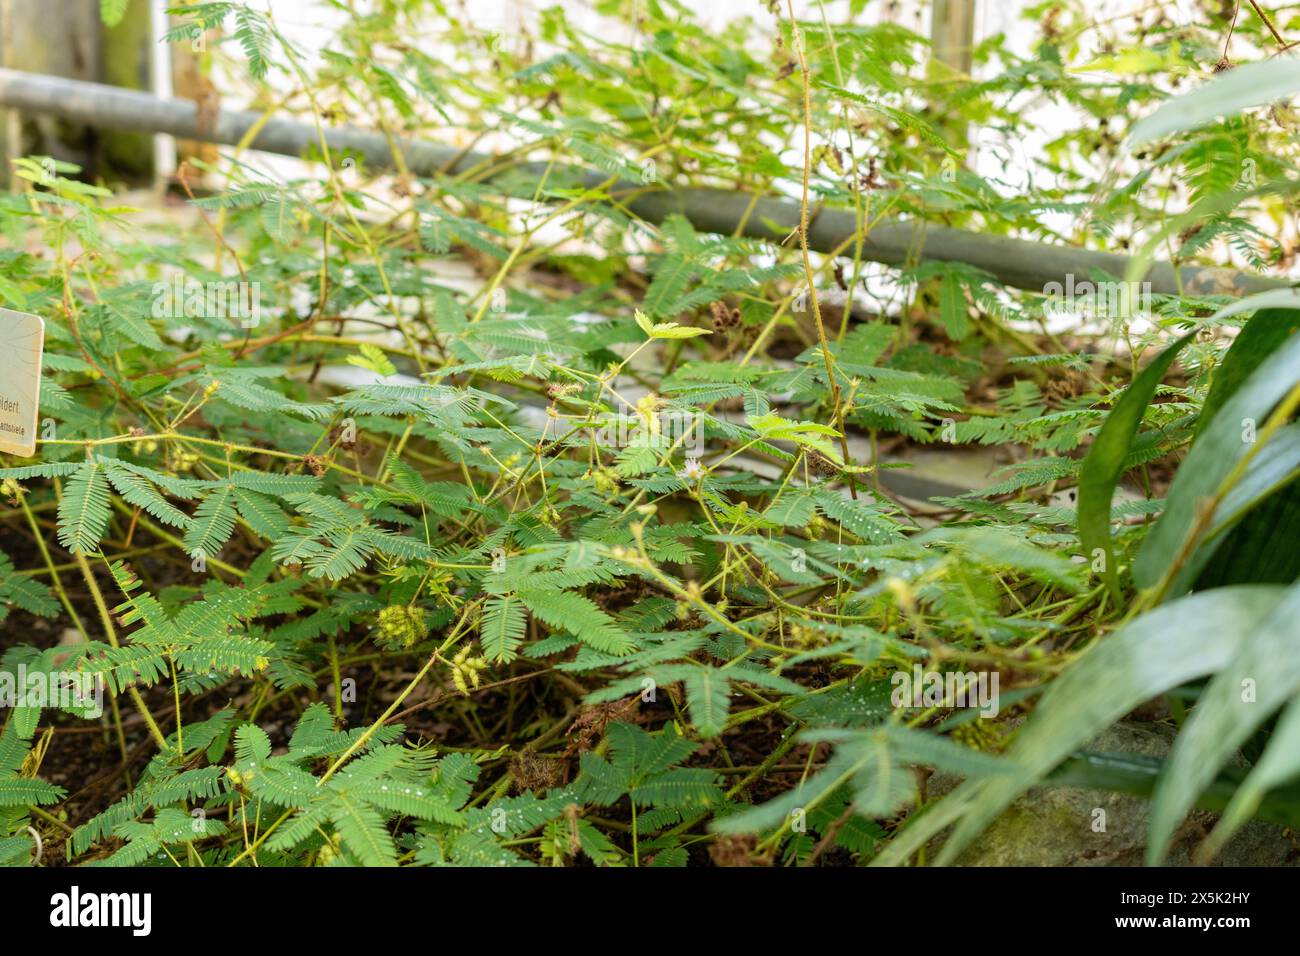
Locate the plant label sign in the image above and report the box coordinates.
[0,308,44,457]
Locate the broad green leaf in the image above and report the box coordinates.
[1077,331,1193,600]
[1168,423,1300,593]
[1193,492,1300,591]
[1133,328,1300,594]
[1197,308,1300,434]
[1047,751,1300,828]
[1201,698,1300,857]
[1147,578,1300,862]
[1130,56,1300,145]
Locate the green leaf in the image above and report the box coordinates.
[1147,578,1300,862]
[1197,308,1300,435]
[642,257,695,317]
[347,343,398,377]
[233,7,273,80]
[183,484,240,559]
[260,198,297,242]
[103,459,192,529]
[329,794,398,866]
[1201,698,1300,857]
[1176,424,1300,591]
[103,301,165,351]
[1077,331,1193,599]
[938,272,970,340]
[815,489,904,544]
[0,775,64,807]
[307,527,375,581]
[235,724,272,763]
[1044,751,1300,828]
[517,588,635,656]
[0,462,81,480]
[682,669,729,736]
[232,487,290,538]
[57,460,112,555]
[100,0,128,27]
[480,595,528,663]
[1130,56,1300,145]
[634,307,709,340]
[1133,325,1300,594]
[1193,490,1300,590]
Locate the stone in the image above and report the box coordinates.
[927,720,1297,866]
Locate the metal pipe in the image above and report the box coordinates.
[1,67,1289,298]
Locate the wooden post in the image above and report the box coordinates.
[100,0,155,182]
[930,0,976,77]
[921,0,977,319]
[0,0,101,183]
[0,0,156,186]
[928,0,976,153]
[169,15,219,178]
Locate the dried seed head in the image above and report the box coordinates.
[302,454,327,478]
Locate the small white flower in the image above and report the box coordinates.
[679,457,705,481]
